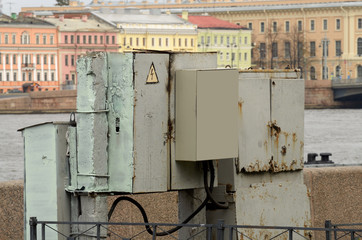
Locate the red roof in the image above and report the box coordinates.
[186,15,244,29]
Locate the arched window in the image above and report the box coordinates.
[310,66,316,80]
[358,65,362,79]
[336,65,341,78]
[21,32,30,44]
[358,38,362,56]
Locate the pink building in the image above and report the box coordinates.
[44,14,118,89]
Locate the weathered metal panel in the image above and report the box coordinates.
[66,126,77,191]
[169,52,218,190]
[238,78,271,172]
[107,53,134,193]
[270,79,304,171]
[132,53,169,193]
[76,53,108,192]
[234,171,311,240]
[23,123,71,240]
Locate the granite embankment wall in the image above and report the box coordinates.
[0,81,361,111]
[0,166,361,239]
[0,90,76,113]
[305,80,362,108]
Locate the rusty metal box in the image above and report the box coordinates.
[175,69,239,161]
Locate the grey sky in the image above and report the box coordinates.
[1,0,92,15]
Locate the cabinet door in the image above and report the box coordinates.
[270,79,304,171]
[238,78,271,172]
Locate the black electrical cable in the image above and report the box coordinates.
[108,160,227,236]
[203,161,229,209]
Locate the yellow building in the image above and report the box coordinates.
[208,2,362,81]
[93,9,197,52]
[184,13,252,69]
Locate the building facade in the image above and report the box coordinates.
[0,14,58,93]
[44,14,118,89]
[91,9,198,53]
[185,14,251,69]
[209,2,362,81]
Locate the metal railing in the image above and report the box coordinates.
[29,217,362,240]
[332,77,362,85]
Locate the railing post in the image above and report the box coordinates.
[217,219,225,240]
[350,231,355,240]
[289,229,293,240]
[29,217,38,240]
[152,225,157,240]
[96,224,101,240]
[228,227,234,240]
[325,220,332,240]
[41,223,45,240]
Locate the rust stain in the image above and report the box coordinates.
[238,100,244,117]
[280,145,287,156]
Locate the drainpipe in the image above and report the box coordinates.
[340,6,348,80]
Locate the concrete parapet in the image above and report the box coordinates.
[304,166,362,239]
[0,166,361,239]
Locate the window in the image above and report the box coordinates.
[323,41,329,57]
[260,42,266,59]
[297,42,303,59]
[72,74,75,83]
[65,55,68,66]
[159,38,162,46]
[5,54,9,64]
[28,72,32,81]
[358,38,362,56]
[336,65,341,78]
[358,18,362,29]
[358,65,362,79]
[13,72,17,81]
[51,72,55,81]
[232,36,236,44]
[37,55,40,65]
[5,34,8,44]
[248,22,252,30]
[88,35,92,44]
[226,36,230,45]
[273,21,277,32]
[0,53,1,64]
[71,55,75,66]
[65,35,68,44]
[310,20,315,31]
[336,40,342,56]
[201,36,204,44]
[298,20,302,31]
[285,21,290,32]
[44,72,48,81]
[83,35,86,44]
[43,35,47,44]
[143,38,146,46]
[13,55,16,64]
[179,38,181,47]
[112,36,115,44]
[6,72,10,81]
[244,37,248,45]
[21,32,30,44]
[22,73,26,81]
[106,36,109,44]
[244,52,248,61]
[310,66,316,80]
[0,73,2,81]
[100,36,103,44]
[123,37,126,46]
[94,36,98,44]
[166,38,169,47]
[310,41,316,57]
[285,41,291,58]
[191,39,194,47]
[226,52,230,61]
[36,35,40,44]
[323,19,328,30]
[136,37,139,46]
[220,36,224,45]
[51,55,54,65]
[152,38,155,47]
[50,35,54,44]
[130,37,133,46]
[37,72,41,81]
[44,55,47,65]
[260,22,265,33]
[214,36,217,45]
[272,42,278,58]
[336,19,341,30]
[71,35,74,44]
[185,38,188,47]
[207,36,211,45]
[12,34,16,44]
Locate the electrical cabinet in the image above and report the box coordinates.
[20,122,71,240]
[175,69,238,161]
[237,72,304,173]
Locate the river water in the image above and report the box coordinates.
[0,110,361,182]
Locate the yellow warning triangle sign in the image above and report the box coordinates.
[146,63,159,84]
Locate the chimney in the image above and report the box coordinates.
[59,14,64,22]
[81,15,88,22]
[182,10,188,21]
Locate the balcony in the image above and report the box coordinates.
[22,63,34,71]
